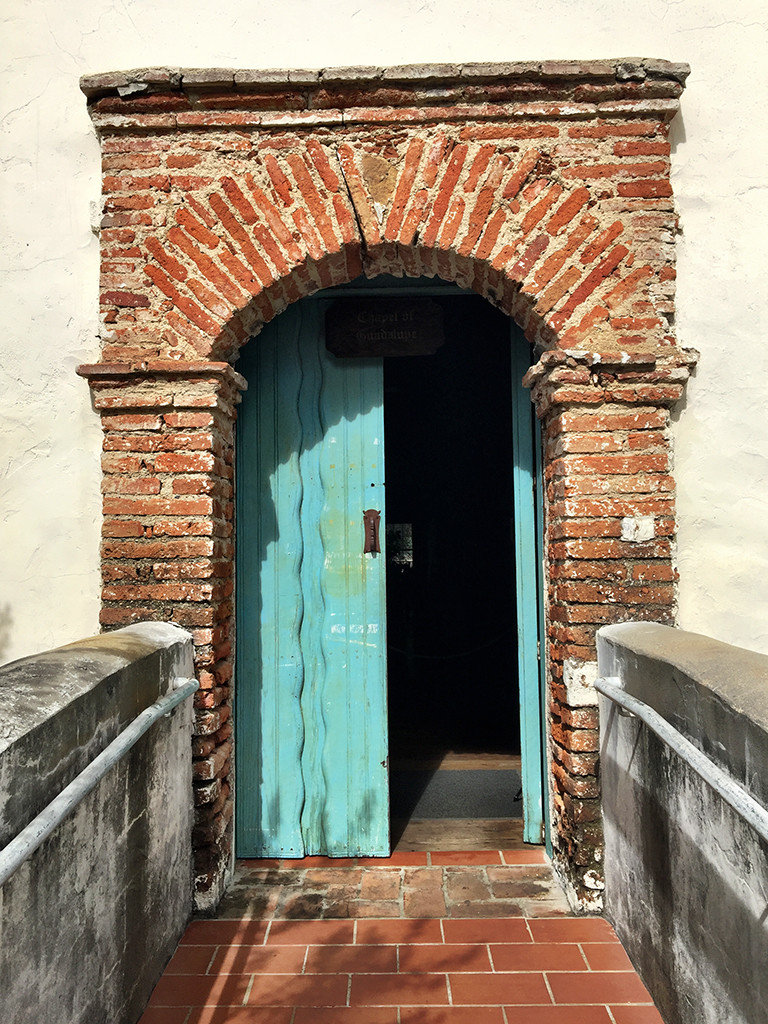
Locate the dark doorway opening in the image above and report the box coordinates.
[384,294,522,846]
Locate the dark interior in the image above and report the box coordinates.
[384,294,520,763]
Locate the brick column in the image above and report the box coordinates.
[77,360,244,908]
[526,348,695,905]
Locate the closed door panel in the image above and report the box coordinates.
[237,299,388,858]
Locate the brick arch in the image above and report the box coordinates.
[109,130,673,365]
[79,60,696,910]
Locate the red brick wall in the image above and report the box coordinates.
[78,60,695,909]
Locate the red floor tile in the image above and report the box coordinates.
[248,974,348,1007]
[267,919,355,945]
[443,918,531,944]
[294,1010,398,1024]
[138,1009,189,1024]
[304,943,397,973]
[501,849,549,865]
[350,972,449,1005]
[609,1007,666,1024]
[503,1008,612,1023]
[398,942,492,973]
[181,919,268,945]
[491,941,586,972]
[141,854,660,1024]
[163,943,217,974]
[581,942,635,971]
[430,850,504,865]
[400,1009,506,1023]
[450,971,551,1005]
[548,971,653,1004]
[186,1009,293,1023]
[148,973,251,1007]
[211,944,306,974]
[293,855,358,867]
[303,866,364,884]
[355,918,443,944]
[357,852,429,866]
[239,858,284,868]
[528,918,617,943]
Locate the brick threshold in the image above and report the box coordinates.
[139,851,664,1024]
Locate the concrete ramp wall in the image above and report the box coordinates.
[597,622,768,1024]
[0,622,195,1024]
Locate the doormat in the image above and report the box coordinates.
[389,769,523,819]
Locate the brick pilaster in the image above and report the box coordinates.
[526,348,694,903]
[77,360,244,907]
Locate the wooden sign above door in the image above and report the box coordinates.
[326,298,444,358]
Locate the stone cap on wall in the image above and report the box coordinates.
[0,621,193,754]
[81,58,690,100]
[0,621,194,844]
[597,622,768,804]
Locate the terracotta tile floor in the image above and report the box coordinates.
[139,851,664,1024]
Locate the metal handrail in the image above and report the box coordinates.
[596,676,768,846]
[0,677,199,888]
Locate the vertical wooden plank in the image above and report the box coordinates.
[236,305,307,857]
[535,413,553,857]
[310,307,388,855]
[511,328,544,845]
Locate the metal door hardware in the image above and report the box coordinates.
[363,509,381,554]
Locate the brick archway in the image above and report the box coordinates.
[78,60,695,909]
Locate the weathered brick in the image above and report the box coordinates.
[457,153,510,255]
[568,120,665,138]
[101,476,161,495]
[101,413,163,431]
[145,265,222,336]
[384,136,425,238]
[207,193,275,287]
[176,206,221,248]
[546,186,591,235]
[618,179,673,198]
[421,143,469,246]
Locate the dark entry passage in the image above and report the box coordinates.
[384,295,520,763]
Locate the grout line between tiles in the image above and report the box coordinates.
[542,970,556,1005]
[242,972,256,1006]
[577,941,591,970]
[486,941,496,972]
[205,943,218,975]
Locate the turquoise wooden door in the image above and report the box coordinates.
[511,333,545,845]
[236,299,389,858]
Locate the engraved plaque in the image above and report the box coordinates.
[326,298,444,358]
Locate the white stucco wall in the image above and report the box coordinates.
[1,0,766,663]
